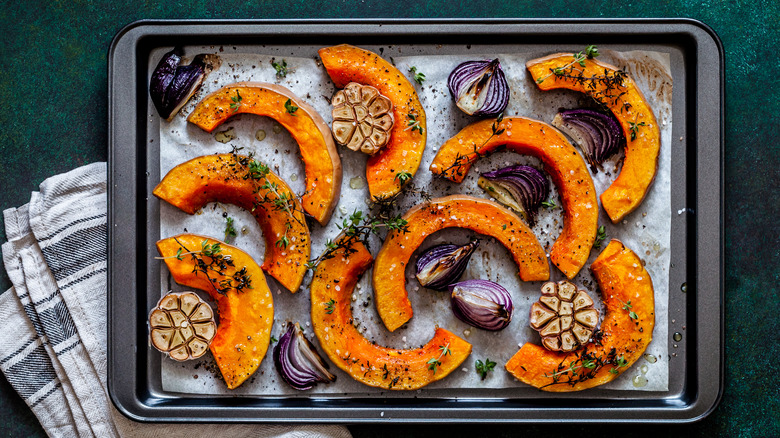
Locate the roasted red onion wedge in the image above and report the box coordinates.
[415,240,480,291]
[273,322,336,390]
[150,48,218,121]
[552,109,625,171]
[447,59,509,116]
[449,279,513,331]
[477,165,549,226]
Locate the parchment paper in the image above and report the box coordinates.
[156,47,672,395]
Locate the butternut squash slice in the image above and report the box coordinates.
[153,153,310,292]
[429,117,598,279]
[374,195,549,332]
[187,82,341,225]
[319,44,426,201]
[505,239,655,392]
[157,234,273,389]
[311,236,471,390]
[527,54,660,223]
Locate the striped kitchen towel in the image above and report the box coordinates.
[0,163,351,438]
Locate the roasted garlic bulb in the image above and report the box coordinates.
[529,280,599,352]
[149,292,217,361]
[331,82,394,155]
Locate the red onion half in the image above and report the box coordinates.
[273,322,336,390]
[449,279,513,331]
[415,240,480,291]
[552,109,625,171]
[447,59,509,116]
[477,165,549,226]
[150,48,214,121]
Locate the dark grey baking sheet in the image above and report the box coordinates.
[107,19,723,423]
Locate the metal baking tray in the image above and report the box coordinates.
[107,19,723,423]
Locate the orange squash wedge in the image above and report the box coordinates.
[505,239,655,391]
[319,44,426,201]
[311,236,471,390]
[374,195,549,332]
[527,54,660,223]
[430,117,598,279]
[187,82,341,225]
[157,234,273,389]
[153,153,310,292]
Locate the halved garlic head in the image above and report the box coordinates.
[331,82,394,155]
[149,292,217,361]
[530,280,599,353]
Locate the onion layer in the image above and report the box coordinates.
[415,240,480,291]
[449,279,513,331]
[552,109,625,170]
[273,322,336,390]
[477,165,549,226]
[447,59,509,116]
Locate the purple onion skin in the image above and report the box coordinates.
[150,48,206,121]
[479,165,549,226]
[415,240,480,291]
[273,322,335,390]
[449,279,513,331]
[554,109,625,170]
[447,59,509,117]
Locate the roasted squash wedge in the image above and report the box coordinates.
[527,54,660,223]
[157,234,273,389]
[505,239,655,391]
[311,236,471,390]
[153,153,310,292]
[319,44,426,201]
[374,195,549,332]
[187,82,341,225]
[430,117,598,279]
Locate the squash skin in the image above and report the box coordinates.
[319,44,426,201]
[157,234,273,390]
[374,195,549,332]
[187,82,341,225]
[153,153,310,292]
[311,237,471,390]
[526,54,660,223]
[430,117,598,279]
[505,239,655,392]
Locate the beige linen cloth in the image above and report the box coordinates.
[0,162,351,438]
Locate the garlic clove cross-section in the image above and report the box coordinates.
[149,291,217,361]
[530,280,600,353]
[331,82,394,155]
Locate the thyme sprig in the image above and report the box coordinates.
[541,200,557,209]
[427,343,451,374]
[306,209,409,269]
[284,98,298,116]
[534,46,631,113]
[409,66,426,85]
[436,112,505,180]
[593,225,607,249]
[228,147,306,249]
[475,358,497,380]
[541,344,629,388]
[157,238,252,296]
[628,114,647,141]
[405,111,424,134]
[324,298,336,314]
[618,298,639,320]
[272,59,289,78]
[229,90,243,112]
[224,216,237,242]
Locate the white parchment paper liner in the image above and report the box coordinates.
[156,47,672,395]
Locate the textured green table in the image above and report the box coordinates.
[1,1,778,437]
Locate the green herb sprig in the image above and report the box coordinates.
[230,90,243,112]
[272,59,289,78]
[284,98,298,116]
[593,225,607,249]
[475,358,497,380]
[409,66,426,85]
[436,113,505,179]
[427,343,451,374]
[224,216,237,242]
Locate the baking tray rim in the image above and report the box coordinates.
[107,18,724,423]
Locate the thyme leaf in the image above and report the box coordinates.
[593,225,607,249]
[224,216,237,242]
[284,98,298,116]
[229,90,242,112]
[324,299,336,314]
[272,59,288,78]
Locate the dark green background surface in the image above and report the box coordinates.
[1,1,778,437]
